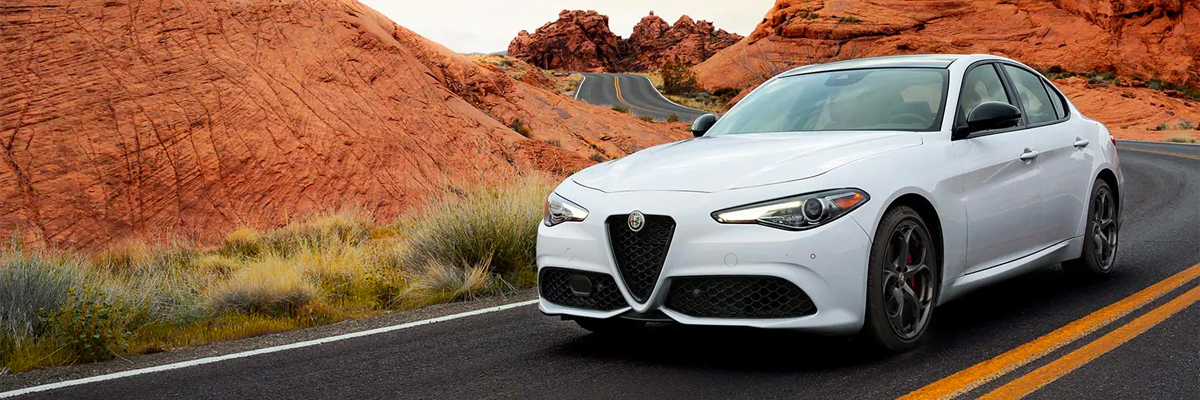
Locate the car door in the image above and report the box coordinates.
[1000,64,1094,245]
[951,63,1045,274]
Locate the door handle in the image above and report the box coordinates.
[1073,138,1090,149]
[1019,148,1040,161]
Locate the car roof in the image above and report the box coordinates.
[779,54,973,77]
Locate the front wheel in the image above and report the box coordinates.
[1063,179,1118,278]
[862,206,939,353]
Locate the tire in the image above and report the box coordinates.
[573,317,645,335]
[861,206,940,353]
[1063,179,1118,279]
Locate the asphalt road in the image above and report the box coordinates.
[5,142,1198,400]
[575,73,707,122]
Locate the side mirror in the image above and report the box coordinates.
[691,114,718,137]
[957,101,1021,139]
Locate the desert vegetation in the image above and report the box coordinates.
[0,176,554,374]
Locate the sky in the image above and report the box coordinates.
[364,1,775,54]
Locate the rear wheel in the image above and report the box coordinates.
[573,317,645,335]
[862,206,939,353]
[1063,179,1118,278]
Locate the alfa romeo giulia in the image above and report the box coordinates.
[537,54,1123,351]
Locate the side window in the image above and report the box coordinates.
[1002,65,1057,125]
[1041,79,1067,120]
[959,64,1011,122]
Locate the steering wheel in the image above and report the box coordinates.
[888,113,929,124]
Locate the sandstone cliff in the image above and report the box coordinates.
[0,0,688,248]
[696,0,1198,90]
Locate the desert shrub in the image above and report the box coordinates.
[589,153,606,163]
[839,16,862,23]
[510,118,532,137]
[1166,135,1196,143]
[196,254,238,277]
[219,228,262,258]
[261,208,372,256]
[611,105,629,113]
[544,139,562,147]
[639,115,655,122]
[400,256,495,308]
[661,58,700,95]
[397,176,551,279]
[0,252,76,338]
[1178,120,1196,130]
[41,287,136,362]
[1153,123,1171,131]
[208,255,316,317]
[667,113,679,123]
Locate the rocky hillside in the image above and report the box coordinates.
[0,0,688,248]
[696,0,1198,90]
[508,10,742,71]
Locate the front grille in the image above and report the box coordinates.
[665,276,816,318]
[539,268,627,311]
[606,214,675,302]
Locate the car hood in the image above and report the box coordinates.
[572,131,922,193]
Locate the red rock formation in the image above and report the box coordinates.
[696,0,1199,90]
[625,12,744,70]
[508,10,743,71]
[507,10,624,71]
[0,0,688,249]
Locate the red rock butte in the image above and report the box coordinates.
[0,0,688,249]
[508,9,742,71]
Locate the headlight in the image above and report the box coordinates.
[711,189,868,231]
[544,193,589,226]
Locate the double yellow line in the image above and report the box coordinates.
[612,75,659,116]
[901,263,1200,400]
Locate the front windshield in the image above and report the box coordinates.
[706,68,948,135]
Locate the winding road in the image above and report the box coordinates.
[575,73,707,122]
[2,142,1197,400]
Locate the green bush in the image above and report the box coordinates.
[397,176,552,278]
[1178,120,1196,130]
[661,58,700,95]
[639,115,655,122]
[0,252,76,338]
[839,16,862,23]
[611,105,629,113]
[544,139,562,147]
[589,153,606,163]
[667,114,679,123]
[42,287,135,362]
[1153,123,1171,131]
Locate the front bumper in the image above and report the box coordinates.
[536,185,873,334]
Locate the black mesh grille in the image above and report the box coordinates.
[606,214,675,302]
[666,276,816,318]
[539,268,627,311]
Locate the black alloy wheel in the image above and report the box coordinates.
[1064,179,1119,278]
[863,206,939,352]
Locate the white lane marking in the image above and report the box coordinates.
[573,73,587,100]
[0,300,540,398]
[633,74,708,114]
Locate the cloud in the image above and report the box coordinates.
[362,0,772,54]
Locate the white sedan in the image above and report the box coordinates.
[537,54,1123,351]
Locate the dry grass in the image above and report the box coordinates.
[208,255,317,317]
[1,178,550,373]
